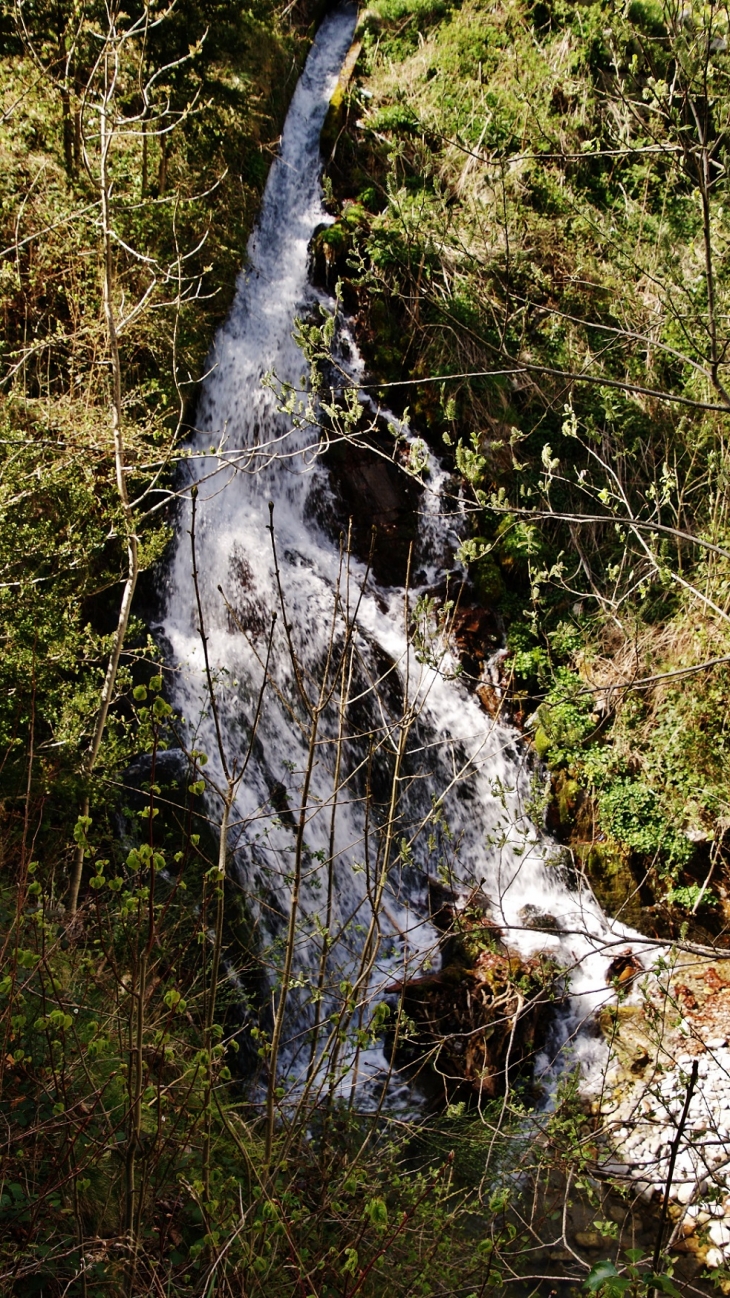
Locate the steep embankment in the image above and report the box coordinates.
[319,0,730,947]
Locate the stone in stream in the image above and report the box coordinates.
[606,950,643,986]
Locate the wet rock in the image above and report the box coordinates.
[520,905,562,935]
[309,203,368,289]
[225,547,270,641]
[574,1230,603,1250]
[606,950,643,986]
[123,748,190,808]
[317,431,421,586]
[449,602,501,685]
[268,780,296,830]
[710,1221,730,1247]
[546,773,647,929]
[674,1235,701,1255]
[320,39,362,160]
[476,680,502,714]
[125,747,189,787]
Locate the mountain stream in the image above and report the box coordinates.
[159,2,636,1109]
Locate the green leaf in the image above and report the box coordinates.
[342,1247,359,1276]
[363,1196,388,1230]
[585,1260,631,1295]
[652,1275,681,1297]
[73,815,92,846]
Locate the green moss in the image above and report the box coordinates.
[576,842,644,927]
[471,553,505,605]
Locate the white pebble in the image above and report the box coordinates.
[709,1221,730,1247]
[705,1247,724,1268]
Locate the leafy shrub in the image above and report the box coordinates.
[533,669,598,765]
[598,778,693,872]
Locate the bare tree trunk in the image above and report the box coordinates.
[60,84,74,176]
[202,785,233,1204]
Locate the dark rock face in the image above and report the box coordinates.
[519,904,562,935]
[123,748,190,810]
[387,888,561,1104]
[606,950,642,986]
[317,433,422,586]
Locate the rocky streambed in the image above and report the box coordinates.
[588,950,730,1275]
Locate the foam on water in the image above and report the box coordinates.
[159,3,638,1100]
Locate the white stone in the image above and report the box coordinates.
[709,1221,730,1247]
[705,1247,724,1268]
[677,1183,696,1204]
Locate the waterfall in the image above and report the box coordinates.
[159,2,634,1104]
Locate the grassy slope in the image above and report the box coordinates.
[323,0,730,942]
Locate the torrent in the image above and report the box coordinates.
[159,3,641,1115]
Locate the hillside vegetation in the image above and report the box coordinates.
[324,0,730,940]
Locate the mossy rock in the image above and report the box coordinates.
[391,957,559,1100]
[553,773,580,828]
[598,1004,654,1076]
[534,725,551,761]
[320,40,362,156]
[576,841,644,929]
[389,904,562,1102]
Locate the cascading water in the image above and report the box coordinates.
[160,2,635,1105]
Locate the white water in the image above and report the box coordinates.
[159,4,637,1103]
